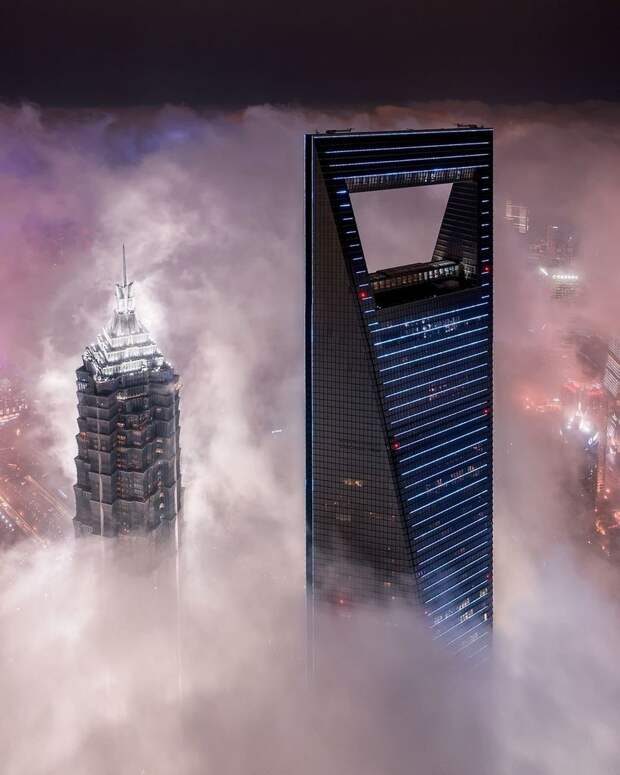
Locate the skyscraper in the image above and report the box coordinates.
[306,128,493,658]
[504,200,529,234]
[73,250,182,543]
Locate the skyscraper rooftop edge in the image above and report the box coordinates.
[308,126,492,139]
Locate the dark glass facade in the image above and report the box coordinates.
[306,128,493,659]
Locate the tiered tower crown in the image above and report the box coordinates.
[83,246,166,380]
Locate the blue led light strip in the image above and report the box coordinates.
[389,375,489,413]
[403,452,487,490]
[408,477,488,516]
[422,566,489,604]
[414,501,488,537]
[324,140,490,155]
[407,464,488,502]
[329,152,489,169]
[420,529,490,569]
[393,401,488,440]
[449,619,489,649]
[432,599,488,633]
[400,427,487,467]
[379,327,490,362]
[382,349,488,389]
[390,388,489,426]
[386,364,487,402]
[382,340,489,379]
[401,443,489,481]
[371,301,489,335]
[419,539,491,581]
[396,414,487,453]
[374,314,489,347]
[427,580,489,616]
[418,515,490,554]
[333,164,489,181]
[435,606,489,640]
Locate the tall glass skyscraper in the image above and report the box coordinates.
[73,250,182,543]
[306,128,493,659]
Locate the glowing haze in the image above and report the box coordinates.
[1,102,620,774]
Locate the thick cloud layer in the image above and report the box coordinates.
[1,102,620,774]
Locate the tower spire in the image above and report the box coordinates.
[115,244,135,315]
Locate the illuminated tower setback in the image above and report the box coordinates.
[306,128,493,658]
[73,251,182,540]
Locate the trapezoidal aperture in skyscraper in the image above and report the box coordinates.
[306,127,493,659]
[73,250,182,543]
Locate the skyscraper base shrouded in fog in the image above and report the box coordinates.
[73,250,182,551]
[306,128,493,659]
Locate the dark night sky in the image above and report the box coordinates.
[1,0,619,107]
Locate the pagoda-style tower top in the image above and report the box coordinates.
[82,247,169,381]
[73,245,182,541]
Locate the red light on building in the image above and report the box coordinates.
[357,289,369,300]
[391,441,400,450]
[482,265,491,274]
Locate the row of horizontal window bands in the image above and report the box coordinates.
[404,467,489,526]
[385,389,492,445]
[447,611,492,649]
[324,150,491,171]
[314,128,491,146]
[425,577,490,621]
[322,161,492,186]
[378,350,490,409]
[392,399,489,460]
[386,375,492,430]
[373,318,491,363]
[377,347,492,400]
[433,605,491,648]
[386,387,490,444]
[401,463,489,523]
[372,300,490,339]
[414,518,492,581]
[397,439,490,499]
[434,209,482,241]
[431,589,490,632]
[388,392,490,443]
[319,151,491,172]
[319,138,491,157]
[419,553,491,608]
[430,585,489,632]
[370,295,490,334]
[372,305,490,348]
[412,528,491,587]
[316,142,491,163]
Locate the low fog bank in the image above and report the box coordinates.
[0,101,620,773]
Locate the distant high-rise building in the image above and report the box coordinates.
[306,128,493,659]
[505,200,529,233]
[73,250,182,541]
[0,376,28,427]
[529,223,578,266]
[537,266,582,300]
[594,339,620,553]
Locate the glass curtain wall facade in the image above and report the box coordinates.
[306,128,493,659]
